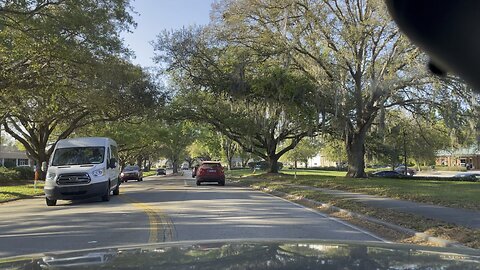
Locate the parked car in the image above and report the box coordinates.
[43,137,121,206]
[394,166,416,176]
[156,168,166,175]
[195,161,225,186]
[371,170,402,178]
[453,173,480,181]
[181,164,189,170]
[120,165,143,182]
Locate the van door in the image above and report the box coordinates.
[110,145,120,184]
[106,147,115,190]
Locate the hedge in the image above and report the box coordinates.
[0,167,34,181]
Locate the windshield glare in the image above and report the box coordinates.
[52,147,105,166]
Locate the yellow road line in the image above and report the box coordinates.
[120,195,176,243]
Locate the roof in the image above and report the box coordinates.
[56,137,116,148]
[436,145,480,157]
[0,145,30,159]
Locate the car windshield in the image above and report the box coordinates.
[123,166,139,171]
[52,147,105,166]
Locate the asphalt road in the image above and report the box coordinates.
[0,171,384,257]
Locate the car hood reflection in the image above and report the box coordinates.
[1,240,479,269]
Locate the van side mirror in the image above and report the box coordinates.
[109,158,117,169]
[41,161,47,172]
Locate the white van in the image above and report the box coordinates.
[44,137,121,206]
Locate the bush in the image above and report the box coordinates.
[0,167,21,181]
[13,166,35,179]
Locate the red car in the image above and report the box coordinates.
[195,161,225,186]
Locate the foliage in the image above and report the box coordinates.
[321,137,348,164]
[157,121,198,173]
[367,110,450,167]
[210,0,476,178]
[0,166,34,181]
[0,0,167,179]
[188,126,222,161]
[0,167,20,181]
[281,137,322,168]
[155,27,324,173]
[12,166,34,180]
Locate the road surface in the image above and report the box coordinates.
[0,171,383,257]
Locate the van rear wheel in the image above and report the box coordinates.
[46,197,57,206]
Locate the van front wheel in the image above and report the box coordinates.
[46,197,57,206]
[113,183,120,195]
[102,183,110,202]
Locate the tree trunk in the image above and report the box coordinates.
[227,156,233,170]
[346,131,368,178]
[304,160,308,169]
[172,160,178,174]
[266,154,280,173]
[241,157,249,168]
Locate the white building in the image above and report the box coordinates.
[296,154,336,168]
[0,145,34,168]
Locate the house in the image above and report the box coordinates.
[291,154,337,168]
[0,145,34,168]
[436,146,480,168]
[306,154,337,167]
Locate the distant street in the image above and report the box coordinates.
[0,171,383,257]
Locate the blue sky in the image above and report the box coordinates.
[122,0,216,68]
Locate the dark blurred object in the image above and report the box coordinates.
[386,1,480,91]
[156,168,166,175]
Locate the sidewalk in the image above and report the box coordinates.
[288,184,480,229]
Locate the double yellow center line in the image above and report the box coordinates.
[120,195,176,243]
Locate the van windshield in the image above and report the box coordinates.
[52,147,105,166]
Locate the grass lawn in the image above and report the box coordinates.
[225,169,261,178]
[229,169,480,211]
[143,170,157,177]
[0,180,44,203]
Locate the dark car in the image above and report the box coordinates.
[394,166,416,176]
[371,170,402,178]
[156,168,166,175]
[120,165,143,182]
[195,161,225,186]
[453,173,480,181]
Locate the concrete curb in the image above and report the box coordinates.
[251,185,465,248]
